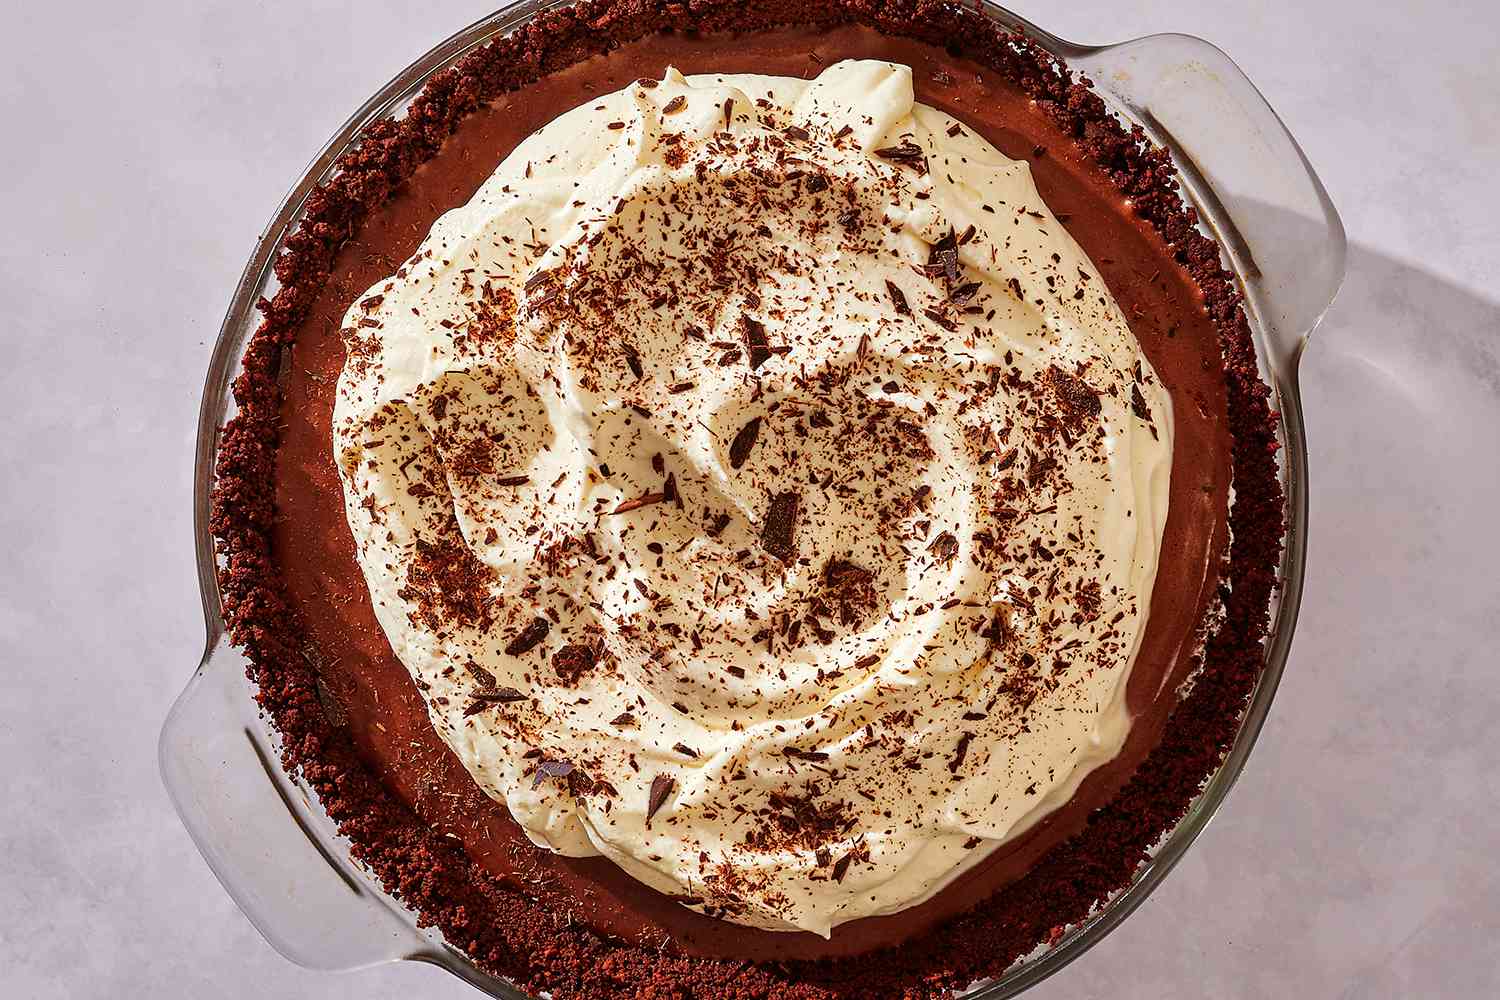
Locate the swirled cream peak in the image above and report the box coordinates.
[333,61,1173,935]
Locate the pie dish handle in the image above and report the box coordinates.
[159,633,429,974]
[1063,30,1347,385]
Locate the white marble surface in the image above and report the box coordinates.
[3,1,1497,996]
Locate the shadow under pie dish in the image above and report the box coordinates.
[169,1,1343,997]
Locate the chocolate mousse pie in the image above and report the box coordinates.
[213,2,1283,996]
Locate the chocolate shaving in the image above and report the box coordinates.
[1052,368,1102,419]
[1131,383,1152,422]
[471,686,527,703]
[494,474,530,487]
[922,308,959,332]
[622,343,643,379]
[610,712,636,727]
[950,281,982,305]
[463,684,526,718]
[928,531,960,566]
[928,230,960,286]
[831,852,853,883]
[742,315,773,370]
[872,139,928,174]
[672,742,700,759]
[661,95,686,115]
[532,758,574,789]
[552,643,598,685]
[722,97,734,129]
[982,607,1013,647]
[885,279,911,315]
[611,492,667,514]
[524,268,561,307]
[504,617,551,657]
[761,491,800,563]
[949,732,975,773]
[728,417,762,469]
[464,659,499,689]
[646,774,675,824]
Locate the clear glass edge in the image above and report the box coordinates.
[164,2,1344,995]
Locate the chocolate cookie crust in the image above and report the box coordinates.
[209,2,1285,997]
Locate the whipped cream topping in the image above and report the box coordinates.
[333,61,1173,935]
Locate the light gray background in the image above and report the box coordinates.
[4,0,1497,996]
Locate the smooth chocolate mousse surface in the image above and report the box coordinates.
[215,4,1282,997]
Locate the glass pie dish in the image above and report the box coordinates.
[160,1,1345,996]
